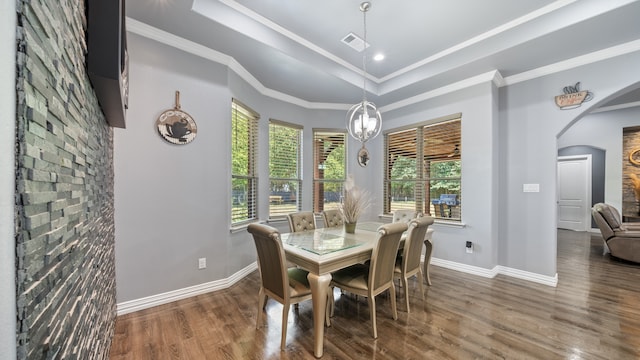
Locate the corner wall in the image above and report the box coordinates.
[1,0,17,359]
[498,52,640,276]
[559,107,640,211]
[15,0,116,358]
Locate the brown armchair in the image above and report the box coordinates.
[591,203,640,263]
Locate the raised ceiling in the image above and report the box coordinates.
[126,0,640,109]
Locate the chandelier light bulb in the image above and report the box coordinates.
[347,100,381,143]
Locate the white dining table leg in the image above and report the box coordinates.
[307,272,331,358]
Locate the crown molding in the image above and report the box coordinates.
[214,0,365,80]
[127,17,640,113]
[127,18,346,110]
[379,0,577,83]
[381,70,504,113]
[591,100,640,114]
[503,39,640,86]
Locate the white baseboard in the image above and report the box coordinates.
[118,257,559,315]
[429,257,558,287]
[496,265,558,287]
[116,262,258,315]
[429,257,498,278]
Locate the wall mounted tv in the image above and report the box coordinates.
[87,0,128,128]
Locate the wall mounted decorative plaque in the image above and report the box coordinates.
[554,82,593,110]
[156,91,197,144]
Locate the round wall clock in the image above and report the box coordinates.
[156,91,197,145]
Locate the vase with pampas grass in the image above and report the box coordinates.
[340,175,371,233]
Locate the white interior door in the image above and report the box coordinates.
[557,155,592,231]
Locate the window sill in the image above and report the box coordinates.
[267,217,288,225]
[377,214,466,228]
[433,219,466,228]
[230,220,265,234]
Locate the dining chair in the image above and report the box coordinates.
[321,209,344,228]
[329,222,408,338]
[247,223,315,350]
[394,216,434,313]
[287,211,317,232]
[392,209,418,224]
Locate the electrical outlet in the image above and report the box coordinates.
[465,241,473,254]
[198,257,206,269]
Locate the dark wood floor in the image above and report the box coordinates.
[109,230,640,359]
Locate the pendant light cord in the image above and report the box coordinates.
[361,3,368,103]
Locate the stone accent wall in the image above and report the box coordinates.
[623,127,640,217]
[15,0,117,358]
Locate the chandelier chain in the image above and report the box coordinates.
[361,5,367,103]
[346,1,381,147]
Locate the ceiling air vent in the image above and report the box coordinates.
[341,32,369,52]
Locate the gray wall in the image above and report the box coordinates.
[499,53,640,275]
[14,0,117,358]
[378,82,500,270]
[115,30,640,306]
[116,33,503,302]
[114,34,349,302]
[558,106,640,212]
[1,0,17,358]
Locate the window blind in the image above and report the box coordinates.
[269,120,302,218]
[384,118,461,220]
[313,130,346,212]
[231,99,259,224]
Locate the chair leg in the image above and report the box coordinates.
[329,286,336,317]
[390,284,398,321]
[281,303,290,350]
[256,287,266,329]
[424,241,433,286]
[325,291,332,327]
[417,270,425,300]
[402,276,410,313]
[368,296,377,339]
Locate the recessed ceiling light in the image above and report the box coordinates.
[373,53,385,61]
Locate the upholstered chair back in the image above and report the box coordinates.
[322,209,344,228]
[247,223,288,300]
[369,222,408,291]
[402,216,435,274]
[287,211,317,232]
[392,209,417,224]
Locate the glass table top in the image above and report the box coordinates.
[281,230,365,255]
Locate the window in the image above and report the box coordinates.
[231,99,259,224]
[384,115,461,220]
[269,120,302,218]
[313,130,346,213]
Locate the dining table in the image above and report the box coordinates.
[280,221,394,358]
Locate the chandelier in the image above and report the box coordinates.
[346,1,381,146]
